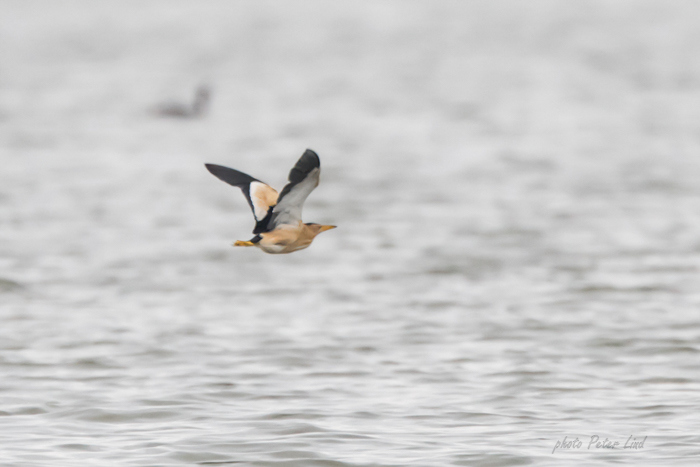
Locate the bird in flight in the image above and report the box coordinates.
[205,149,336,254]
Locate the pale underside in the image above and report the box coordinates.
[269,167,320,229]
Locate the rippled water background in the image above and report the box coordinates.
[2,1,700,465]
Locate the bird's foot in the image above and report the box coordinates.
[233,240,255,247]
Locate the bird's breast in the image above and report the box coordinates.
[257,223,314,254]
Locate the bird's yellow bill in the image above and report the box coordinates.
[320,225,337,232]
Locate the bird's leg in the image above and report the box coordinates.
[233,240,255,247]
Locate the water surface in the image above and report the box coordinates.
[2,1,700,465]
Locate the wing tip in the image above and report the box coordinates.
[205,163,260,188]
[287,149,320,184]
[204,163,226,177]
[302,149,320,168]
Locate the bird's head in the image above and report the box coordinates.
[305,223,337,237]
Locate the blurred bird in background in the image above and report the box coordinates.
[155,84,211,118]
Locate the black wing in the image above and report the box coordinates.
[205,163,279,231]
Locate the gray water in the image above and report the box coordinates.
[2,1,700,466]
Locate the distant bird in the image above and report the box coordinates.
[155,85,210,118]
[205,149,336,254]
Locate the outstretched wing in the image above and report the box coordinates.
[205,163,278,231]
[268,149,321,229]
